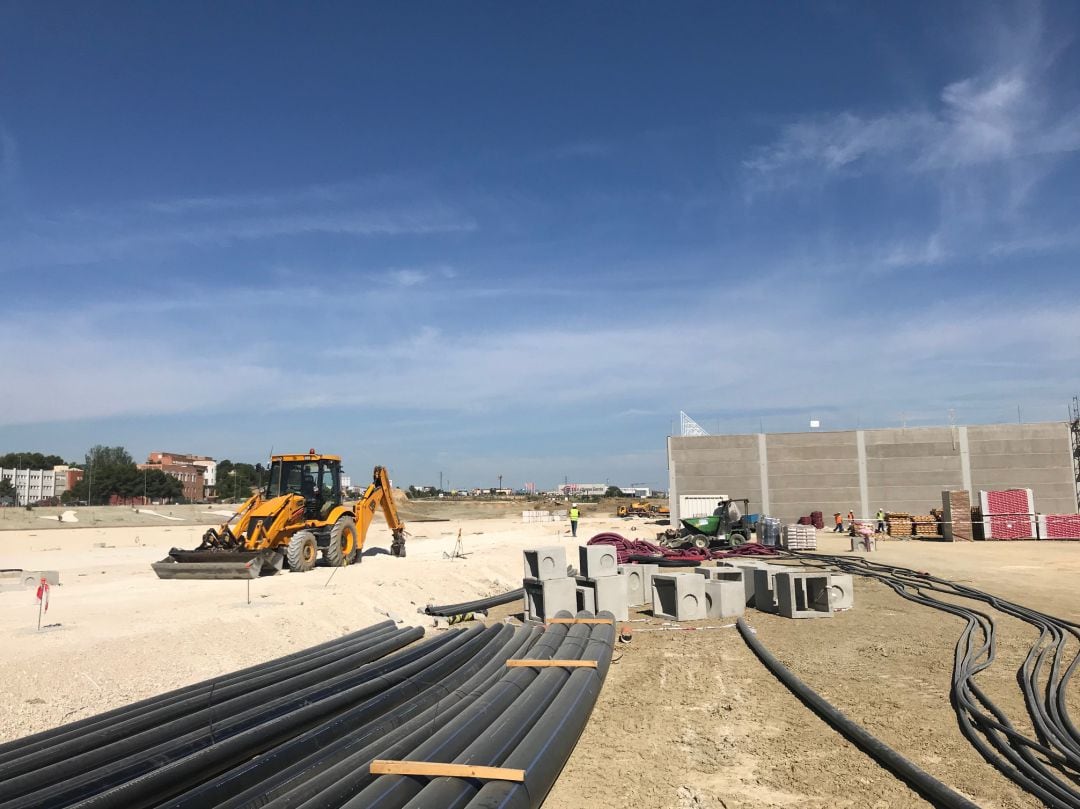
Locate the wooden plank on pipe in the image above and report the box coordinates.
[369,760,526,781]
[506,659,598,668]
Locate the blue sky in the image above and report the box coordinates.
[2,2,1080,489]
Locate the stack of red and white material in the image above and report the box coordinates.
[1037,514,1080,540]
[978,489,1036,540]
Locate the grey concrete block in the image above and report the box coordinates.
[828,573,854,610]
[652,573,706,621]
[753,566,781,613]
[0,569,60,590]
[523,547,567,581]
[704,579,746,619]
[618,564,647,606]
[775,571,834,619]
[731,565,759,606]
[586,575,628,621]
[579,544,618,578]
[523,576,576,621]
[576,585,596,613]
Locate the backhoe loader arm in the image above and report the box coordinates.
[353,465,408,558]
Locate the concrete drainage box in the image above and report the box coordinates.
[523,576,576,621]
[753,567,782,613]
[579,575,628,621]
[704,579,745,619]
[652,573,706,621]
[579,545,618,578]
[618,565,647,606]
[775,571,834,619]
[523,547,567,581]
[828,573,854,610]
[575,585,596,613]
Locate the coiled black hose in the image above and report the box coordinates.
[736,617,980,809]
[423,589,525,617]
[781,551,1080,808]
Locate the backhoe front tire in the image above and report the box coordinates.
[287,531,318,572]
[326,516,357,567]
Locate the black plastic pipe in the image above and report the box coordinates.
[424,589,525,617]
[0,621,396,766]
[0,626,423,806]
[163,623,523,809]
[736,617,980,809]
[344,615,593,809]
[2,626,447,809]
[408,615,612,809]
[465,614,616,809]
[263,628,549,809]
[0,623,402,780]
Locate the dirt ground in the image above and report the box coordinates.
[1,509,1078,808]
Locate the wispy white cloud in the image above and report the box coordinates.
[746,16,1079,179]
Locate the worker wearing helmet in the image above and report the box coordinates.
[876,508,886,535]
[569,504,580,537]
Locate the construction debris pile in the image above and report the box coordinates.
[0,617,614,809]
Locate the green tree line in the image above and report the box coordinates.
[216,460,268,501]
[0,452,69,468]
[65,445,183,505]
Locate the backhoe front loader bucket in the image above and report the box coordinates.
[151,548,284,580]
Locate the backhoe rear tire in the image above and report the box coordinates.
[287,531,318,572]
[326,516,357,567]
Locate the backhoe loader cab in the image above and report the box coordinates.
[267,454,342,520]
[152,452,407,580]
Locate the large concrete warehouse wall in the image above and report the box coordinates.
[668,422,1077,525]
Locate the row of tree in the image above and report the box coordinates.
[216,460,268,501]
[0,452,68,469]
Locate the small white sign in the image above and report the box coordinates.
[809,419,821,429]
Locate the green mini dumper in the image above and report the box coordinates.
[657,498,754,551]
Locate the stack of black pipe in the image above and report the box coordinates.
[0,612,614,809]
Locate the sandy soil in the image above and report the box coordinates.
[2,511,1078,808]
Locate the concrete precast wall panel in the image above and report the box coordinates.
[669,422,1077,523]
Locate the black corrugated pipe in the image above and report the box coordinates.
[2,625,449,809]
[408,614,614,809]
[163,622,526,809]
[0,622,402,780]
[0,621,396,767]
[258,627,547,809]
[735,617,980,809]
[343,614,595,809]
[423,589,525,617]
[464,614,615,809]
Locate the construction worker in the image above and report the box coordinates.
[876,508,886,534]
[847,509,855,536]
[569,504,580,537]
[833,512,843,532]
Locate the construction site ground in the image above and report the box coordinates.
[1,505,1077,808]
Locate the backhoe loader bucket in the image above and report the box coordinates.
[151,548,284,580]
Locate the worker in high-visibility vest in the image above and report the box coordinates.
[569,505,580,537]
[876,508,886,535]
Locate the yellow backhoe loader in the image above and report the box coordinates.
[152,451,406,580]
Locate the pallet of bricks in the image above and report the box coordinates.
[912,513,938,537]
[885,511,913,537]
[978,489,1036,540]
[782,523,817,550]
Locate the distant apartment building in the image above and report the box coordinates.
[141,451,215,501]
[2,468,56,505]
[53,465,84,496]
[619,486,653,498]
